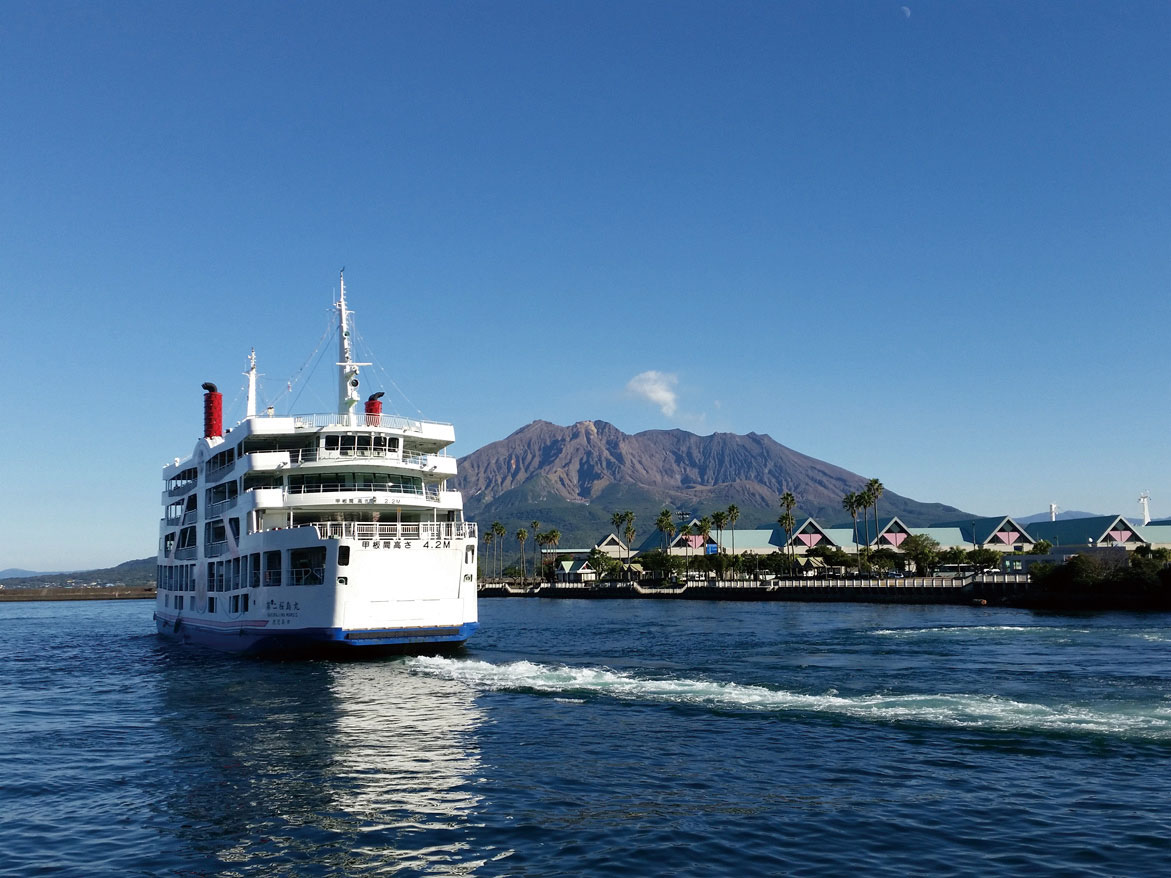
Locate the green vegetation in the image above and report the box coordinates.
[1021,548,1171,610]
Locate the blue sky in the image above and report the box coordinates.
[2,1,1168,570]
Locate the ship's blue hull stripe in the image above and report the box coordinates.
[155,613,478,656]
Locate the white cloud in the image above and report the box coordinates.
[626,370,679,416]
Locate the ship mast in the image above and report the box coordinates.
[245,348,257,418]
[336,271,369,424]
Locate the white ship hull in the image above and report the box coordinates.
[154,275,479,656]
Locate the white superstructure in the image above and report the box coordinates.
[154,274,479,655]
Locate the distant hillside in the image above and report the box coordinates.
[0,558,155,590]
[455,420,972,552]
[0,568,44,578]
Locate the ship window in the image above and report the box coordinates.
[373,435,387,451]
[264,550,282,586]
[176,596,184,610]
[290,547,326,585]
[465,545,475,565]
[356,434,371,452]
[324,435,340,451]
[250,553,261,587]
[338,545,350,567]
[208,596,216,613]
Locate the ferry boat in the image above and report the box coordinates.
[154,274,479,655]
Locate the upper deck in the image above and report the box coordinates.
[163,412,457,481]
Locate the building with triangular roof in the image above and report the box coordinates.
[929,516,1034,552]
[1024,515,1147,549]
[593,533,629,559]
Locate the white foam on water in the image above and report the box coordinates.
[873,625,1089,637]
[408,656,1171,739]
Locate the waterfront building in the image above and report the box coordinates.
[1024,515,1147,551]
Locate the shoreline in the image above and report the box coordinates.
[479,576,1171,610]
[0,586,156,602]
[479,576,1015,605]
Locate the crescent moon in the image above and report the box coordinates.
[901,6,911,17]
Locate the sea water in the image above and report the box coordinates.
[2,598,1170,876]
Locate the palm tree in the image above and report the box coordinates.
[866,478,885,552]
[611,511,625,537]
[547,528,561,580]
[482,531,493,580]
[622,511,636,573]
[842,492,860,558]
[680,520,695,579]
[727,504,740,574]
[858,486,875,569]
[516,528,528,583]
[611,511,627,570]
[492,521,506,578]
[711,509,727,555]
[778,511,796,572]
[780,491,797,564]
[698,516,712,568]
[656,508,675,551]
[534,532,549,581]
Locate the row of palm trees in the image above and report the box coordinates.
[481,477,885,580]
[480,520,562,582]
[653,505,742,553]
[841,478,885,558]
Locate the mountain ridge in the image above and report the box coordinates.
[454,420,972,551]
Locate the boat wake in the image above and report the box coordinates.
[872,625,1089,637]
[408,656,1171,740]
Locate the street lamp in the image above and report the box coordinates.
[677,510,691,581]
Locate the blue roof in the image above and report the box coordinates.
[1024,515,1144,546]
[929,516,1032,546]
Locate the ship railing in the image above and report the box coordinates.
[175,547,197,560]
[290,567,325,586]
[164,514,183,527]
[205,461,236,482]
[167,481,196,497]
[277,447,439,466]
[264,571,282,587]
[207,496,239,518]
[286,482,440,501]
[181,509,198,525]
[291,413,452,431]
[206,540,229,558]
[311,521,478,541]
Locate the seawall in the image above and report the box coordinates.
[0,586,156,602]
[480,575,1031,605]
